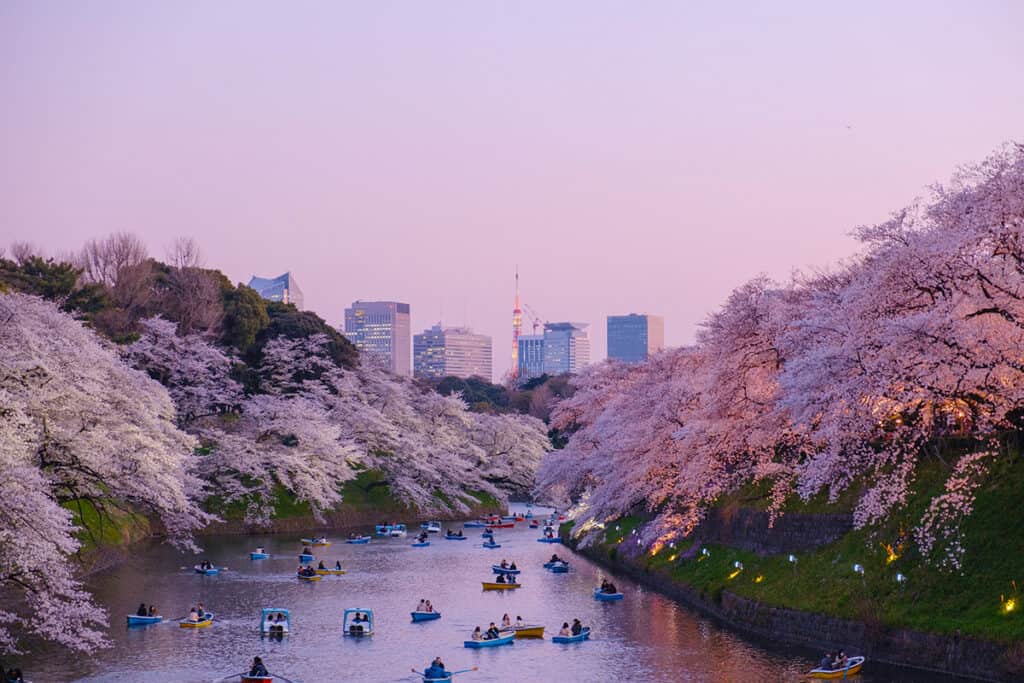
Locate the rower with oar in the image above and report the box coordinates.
[215,656,298,682]
[412,656,477,681]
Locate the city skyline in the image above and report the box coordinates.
[3,2,1023,377]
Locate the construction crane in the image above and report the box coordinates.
[522,303,547,335]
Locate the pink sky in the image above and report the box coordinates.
[2,2,1023,379]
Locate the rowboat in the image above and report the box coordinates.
[528,521,539,528]
[542,561,564,569]
[512,624,544,638]
[482,542,501,549]
[536,537,561,544]
[413,667,477,681]
[500,515,517,522]
[240,677,272,683]
[297,572,322,581]
[194,565,219,575]
[463,521,486,528]
[250,552,269,560]
[486,523,514,530]
[126,614,162,626]
[411,541,431,547]
[298,553,315,562]
[514,516,525,522]
[552,626,591,643]
[593,588,624,601]
[444,534,468,541]
[315,568,346,575]
[482,581,520,590]
[346,535,371,544]
[492,565,520,574]
[464,630,515,648]
[411,610,442,622]
[809,656,865,679]
[179,612,214,628]
[300,537,330,546]
[548,563,569,573]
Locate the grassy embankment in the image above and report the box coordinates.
[573,442,1024,644]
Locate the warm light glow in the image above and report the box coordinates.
[1002,596,1017,614]
[727,568,742,580]
[668,553,678,562]
[883,543,899,564]
[754,575,764,583]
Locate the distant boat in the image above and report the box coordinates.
[552,626,591,643]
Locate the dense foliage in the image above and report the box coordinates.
[539,144,1024,573]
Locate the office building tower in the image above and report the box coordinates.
[516,334,546,381]
[542,322,590,375]
[248,272,304,309]
[414,324,493,381]
[344,300,412,375]
[607,313,665,362]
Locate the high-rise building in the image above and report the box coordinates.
[607,313,665,362]
[344,301,411,375]
[248,272,304,309]
[414,324,493,381]
[517,334,546,381]
[542,322,590,375]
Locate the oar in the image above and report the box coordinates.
[212,672,246,682]
[449,667,478,677]
[268,672,297,683]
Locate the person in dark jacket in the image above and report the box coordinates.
[249,656,269,676]
[571,618,582,635]
[136,603,147,616]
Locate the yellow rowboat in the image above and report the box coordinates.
[313,541,331,547]
[315,568,346,575]
[809,656,865,679]
[179,617,212,628]
[512,624,544,638]
[298,573,322,582]
[481,581,521,590]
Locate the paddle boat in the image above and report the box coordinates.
[343,608,374,636]
[536,536,561,544]
[512,624,544,638]
[462,520,486,528]
[482,581,521,590]
[809,656,866,679]
[492,565,520,575]
[421,521,442,533]
[126,613,162,626]
[298,552,315,562]
[315,567,346,575]
[346,535,371,544]
[194,564,219,575]
[464,630,515,648]
[411,540,431,547]
[297,570,321,582]
[593,588,624,601]
[390,523,408,538]
[445,532,468,541]
[250,551,269,560]
[375,524,394,536]
[482,541,501,549]
[411,610,442,622]
[179,612,214,628]
[260,607,290,634]
[552,626,591,643]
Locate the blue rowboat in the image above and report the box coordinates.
[543,560,568,569]
[298,553,314,562]
[346,536,371,544]
[444,535,468,541]
[492,565,520,574]
[552,626,591,643]
[463,521,486,528]
[194,565,219,575]
[482,542,501,549]
[500,515,517,522]
[593,588,624,601]
[250,552,269,560]
[411,610,442,622]
[549,563,569,573]
[126,614,162,626]
[464,631,515,648]
[537,537,561,544]
[411,541,431,547]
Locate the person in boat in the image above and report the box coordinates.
[188,607,199,622]
[559,622,571,637]
[249,656,269,677]
[424,657,446,679]
[302,546,312,555]
[334,560,342,570]
[256,546,264,554]
[318,560,326,569]
[485,622,500,639]
[495,573,506,584]
[833,650,848,669]
[500,559,508,568]
[417,599,427,612]
[550,553,561,563]
[196,603,206,618]
[457,530,463,537]
[425,600,434,612]
[514,615,525,627]
[471,626,483,641]
[501,613,511,629]
[509,561,517,570]
[148,604,158,617]
[571,618,583,636]
[136,602,148,616]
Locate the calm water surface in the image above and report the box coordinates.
[25,506,956,682]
